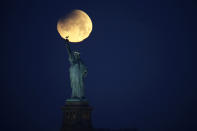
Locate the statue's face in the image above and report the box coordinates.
[74,52,80,59]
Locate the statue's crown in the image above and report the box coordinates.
[74,51,80,55]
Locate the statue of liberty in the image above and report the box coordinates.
[64,37,87,100]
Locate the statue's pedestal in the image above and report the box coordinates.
[61,100,93,131]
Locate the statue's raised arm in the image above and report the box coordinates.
[64,37,74,63]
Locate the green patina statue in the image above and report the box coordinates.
[64,38,87,100]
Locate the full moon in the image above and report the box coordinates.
[57,9,93,43]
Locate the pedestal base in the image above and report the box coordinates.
[61,100,93,131]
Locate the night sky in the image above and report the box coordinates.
[1,0,197,131]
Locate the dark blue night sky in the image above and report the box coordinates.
[1,0,197,131]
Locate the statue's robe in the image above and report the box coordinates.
[69,56,87,98]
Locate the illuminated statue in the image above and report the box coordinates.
[58,10,93,131]
[64,38,87,99]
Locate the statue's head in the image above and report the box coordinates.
[73,51,80,59]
